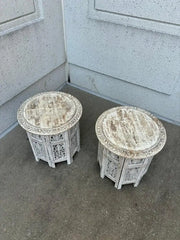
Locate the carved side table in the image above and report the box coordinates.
[17,92,82,168]
[95,106,166,189]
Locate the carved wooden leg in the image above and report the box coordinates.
[100,150,107,179]
[27,132,40,162]
[65,131,73,165]
[117,183,122,190]
[43,136,56,168]
[48,161,56,168]
[76,123,80,152]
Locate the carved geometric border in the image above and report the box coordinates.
[0,0,44,37]
[88,0,180,36]
[17,92,83,135]
[95,106,167,159]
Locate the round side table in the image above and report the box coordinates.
[17,91,82,168]
[95,106,167,189]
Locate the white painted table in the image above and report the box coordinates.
[95,106,167,189]
[17,92,82,168]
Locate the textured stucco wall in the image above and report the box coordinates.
[64,0,180,124]
[0,64,66,137]
[0,0,67,136]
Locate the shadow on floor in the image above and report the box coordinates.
[0,85,179,240]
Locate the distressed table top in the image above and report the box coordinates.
[95,106,166,159]
[17,92,82,135]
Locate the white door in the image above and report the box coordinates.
[0,0,66,136]
[64,0,180,124]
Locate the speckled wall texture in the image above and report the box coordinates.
[0,0,66,136]
[64,0,180,124]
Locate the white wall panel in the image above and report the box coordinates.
[89,0,180,36]
[95,0,180,25]
[0,0,66,106]
[0,0,35,23]
[69,64,180,124]
[0,0,43,36]
[0,0,66,136]
[64,0,180,124]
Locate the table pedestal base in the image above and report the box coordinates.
[27,123,80,168]
[98,142,153,189]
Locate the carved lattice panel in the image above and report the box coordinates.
[70,132,77,156]
[52,143,66,161]
[98,142,154,189]
[106,159,119,180]
[50,133,64,142]
[124,167,142,182]
[31,140,45,159]
[128,158,145,166]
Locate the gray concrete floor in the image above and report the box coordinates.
[0,85,180,240]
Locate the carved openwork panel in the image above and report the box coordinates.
[70,123,78,136]
[18,92,82,168]
[96,106,166,189]
[52,143,66,161]
[98,142,154,189]
[107,150,119,162]
[127,158,145,166]
[105,159,119,181]
[70,131,78,157]
[27,122,80,168]
[123,167,142,183]
[30,133,43,142]
[31,139,45,160]
[50,133,65,142]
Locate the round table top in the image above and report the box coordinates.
[95,106,166,159]
[17,92,82,135]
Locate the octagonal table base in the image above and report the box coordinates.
[98,142,153,189]
[27,123,80,168]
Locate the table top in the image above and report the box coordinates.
[95,106,166,159]
[17,92,82,135]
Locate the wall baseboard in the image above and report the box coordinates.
[67,82,180,126]
[1,80,179,140]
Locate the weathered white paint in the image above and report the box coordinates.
[0,0,67,136]
[95,106,166,159]
[98,142,154,189]
[17,92,82,168]
[17,92,82,135]
[26,122,80,168]
[96,107,166,189]
[64,0,180,124]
